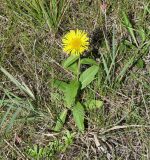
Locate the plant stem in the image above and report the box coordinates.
[77,57,81,80]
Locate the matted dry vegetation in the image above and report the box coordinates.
[0,0,150,159]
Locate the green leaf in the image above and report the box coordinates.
[80,58,98,66]
[54,109,68,132]
[84,99,103,110]
[62,55,79,68]
[67,62,78,75]
[72,102,85,132]
[64,80,80,108]
[136,58,145,69]
[79,65,99,89]
[52,79,68,92]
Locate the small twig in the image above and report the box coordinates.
[0,15,8,21]
[50,58,74,78]
[42,133,59,137]
[4,139,27,160]
[139,85,150,122]
[101,125,150,135]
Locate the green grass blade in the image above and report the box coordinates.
[0,67,35,99]
[101,53,110,82]
[38,1,52,29]
[116,56,135,82]
[122,12,138,47]
[6,107,22,132]
[51,0,58,25]
[0,106,12,129]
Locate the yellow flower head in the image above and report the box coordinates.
[62,29,89,55]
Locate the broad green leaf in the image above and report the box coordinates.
[64,80,80,108]
[53,79,68,92]
[54,109,68,132]
[84,99,103,110]
[72,102,85,132]
[80,58,98,66]
[62,55,79,68]
[67,62,78,75]
[79,65,99,89]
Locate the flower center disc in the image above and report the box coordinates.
[71,38,82,49]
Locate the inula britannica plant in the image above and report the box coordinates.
[53,29,103,132]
